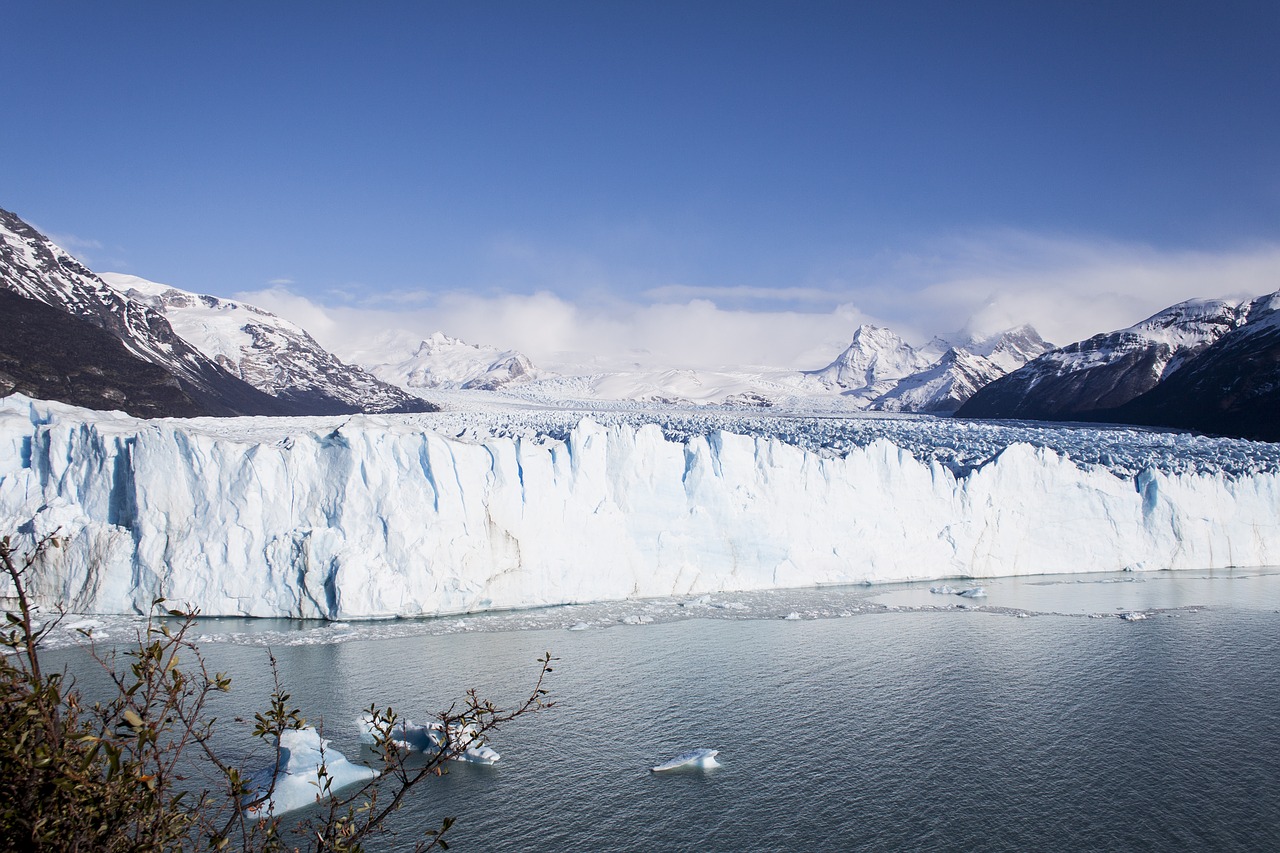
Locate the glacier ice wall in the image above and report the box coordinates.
[1,396,1277,619]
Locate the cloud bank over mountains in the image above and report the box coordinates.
[237,232,1280,374]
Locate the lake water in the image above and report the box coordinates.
[47,570,1280,851]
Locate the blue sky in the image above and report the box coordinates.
[4,1,1279,368]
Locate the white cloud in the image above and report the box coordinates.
[849,231,1280,346]
[238,287,871,372]
[47,233,103,252]
[238,232,1280,372]
[641,284,844,305]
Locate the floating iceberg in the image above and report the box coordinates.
[243,726,376,818]
[651,749,721,773]
[956,587,987,598]
[357,714,500,765]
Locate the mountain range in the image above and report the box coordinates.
[1,205,1275,440]
[806,324,1054,414]
[957,294,1280,441]
[0,207,432,418]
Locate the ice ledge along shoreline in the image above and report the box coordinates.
[1,394,1278,620]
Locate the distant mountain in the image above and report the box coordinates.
[806,325,936,396]
[0,206,296,417]
[957,298,1250,420]
[1103,293,1280,441]
[359,332,544,393]
[101,274,432,415]
[807,323,1053,413]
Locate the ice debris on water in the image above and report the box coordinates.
[930,585,986,598]
[357,714,500,765]
[243,727,376,818]
[651,749,721,773]
[1119,611,1149,621]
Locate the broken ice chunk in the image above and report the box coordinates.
[243,726,376,818]
[651,749,721,773]
[358,714,500,764]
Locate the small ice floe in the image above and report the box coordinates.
[566,622,591,631]
[929,585,958,595]
[60,618,106,634]
[1119,611,1149,621]
[243,726,376,818]
[651,749,721,773]
[783,612,801,620]
[955,587,987,598]
[358,715,500,765]
[621,614,654,625]
[679,594,712,608]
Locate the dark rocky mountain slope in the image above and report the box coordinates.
[957,293,1280,442]
[957,298,1248,420]
[0,206,433,417]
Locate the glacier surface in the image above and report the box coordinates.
[1,395,1278,620]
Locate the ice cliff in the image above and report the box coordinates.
[1,395,1277,620]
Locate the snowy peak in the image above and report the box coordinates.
[100,273,432,415]
[808,322,1052,413]
[361,333,545,392]
[807,325,934,391]
[957,296,1251,421]
[1106,289,1280,441]
[960,324,1053,370]
[1,209,207,382]
[0,207,297,417]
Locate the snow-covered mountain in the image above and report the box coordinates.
[0,206,292,417]
[355,331,545,393]
[101,274,431,415]
[0,287,212,418]
[807,325,937,394]
[4,394,1277,619]
[806,323,1053,413]
[958,298,1252,420]
[1108,292,1280,441]
[340,322,1049,413]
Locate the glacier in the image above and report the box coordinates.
[1,394,1278,620]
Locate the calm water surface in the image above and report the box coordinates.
[51,572,1280,851]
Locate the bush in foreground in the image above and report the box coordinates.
[0,532,554,852]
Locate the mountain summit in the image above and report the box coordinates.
[0,206,432,417]
[957,298,1251,420]
[808,323,1053,413]
[101,274,430,415]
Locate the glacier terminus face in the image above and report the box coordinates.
[1,394,1277,620]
